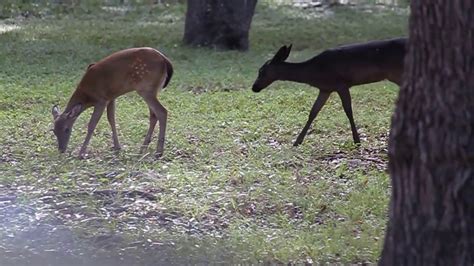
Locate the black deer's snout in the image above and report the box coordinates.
[252,83,262,92]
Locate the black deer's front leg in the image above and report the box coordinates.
[337,89,361,144]
[294,91,330,146]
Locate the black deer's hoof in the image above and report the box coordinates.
[293,140,302,147]
[112,145,122,151]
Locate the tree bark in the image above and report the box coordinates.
[380,0,474,265]
[183,0,257,51]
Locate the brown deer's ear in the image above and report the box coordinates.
[52,105,60,120]
[271,44,292,63]
[67,104,82,119]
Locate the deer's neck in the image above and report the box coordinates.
[275,62,316,85]
[64,89,87,114]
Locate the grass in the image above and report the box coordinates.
[0,2,407,265]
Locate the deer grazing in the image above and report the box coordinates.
[252,38,406,146]
[51,47,173,158]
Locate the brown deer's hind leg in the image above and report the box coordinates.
[139,91,167,158]
[148,99,167,158]
[337,89,361,144]
[107,100,121,150]
[140,107,158,154]
[294,91,330,146]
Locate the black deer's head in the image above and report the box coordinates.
[252,44,292,92]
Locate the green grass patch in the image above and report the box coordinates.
[0,2,406,265]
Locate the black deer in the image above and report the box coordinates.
[252,38,406,146]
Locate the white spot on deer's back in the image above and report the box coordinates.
[130,58,150,83]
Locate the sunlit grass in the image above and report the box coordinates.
[0,2,407,264]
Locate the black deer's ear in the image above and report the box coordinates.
[271,44,292,63]
[283,44,292,60]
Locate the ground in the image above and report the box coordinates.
[0,2,407,265]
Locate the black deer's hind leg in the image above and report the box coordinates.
[294,91,330,146]
[337,88,361,144]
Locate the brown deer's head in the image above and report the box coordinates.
[252,44,292,92]
[51,104,82,153]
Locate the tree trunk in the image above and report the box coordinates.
[380,0,474,265]
[183,0,257,51]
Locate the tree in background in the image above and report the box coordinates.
[380,0,474,264]
[183,0,257,51]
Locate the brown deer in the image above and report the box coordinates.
[252,38,406,146]
[51,47,173,158]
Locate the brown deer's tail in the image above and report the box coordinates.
[163,58,173,89]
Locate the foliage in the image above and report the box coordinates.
[0,0,408,19]
[0,2,407,265]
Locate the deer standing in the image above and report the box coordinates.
[252,38,406,146]
[52,47,173,158]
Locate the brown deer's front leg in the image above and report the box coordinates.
[337,89,361,144]
[79,104,106,157]
[294,91,330,146]
[106,100,121,150]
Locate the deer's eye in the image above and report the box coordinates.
[64,128,70,133]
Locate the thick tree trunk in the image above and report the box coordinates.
[380,0,474,265]
[183,0,257,51]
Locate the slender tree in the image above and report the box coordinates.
[380,0,474,265]
[183,0,257,51]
